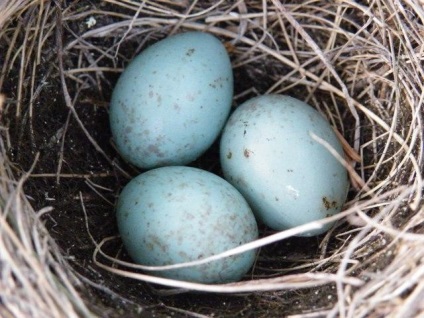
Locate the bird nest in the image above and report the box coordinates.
[1,1,423,317]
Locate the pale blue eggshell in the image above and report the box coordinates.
[116,166,258,283]
[109,32,233,169]
[220,94,349,236]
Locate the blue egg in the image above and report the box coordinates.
[109,32,233,169]
[220,94,349,236]
[116,166,258,283]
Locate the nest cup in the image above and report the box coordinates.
[1,1,423,317]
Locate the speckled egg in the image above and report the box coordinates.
[116,166,258,283]
[109,31,233,169]
[220,94,349,236]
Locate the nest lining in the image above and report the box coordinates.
[0,0,423,317]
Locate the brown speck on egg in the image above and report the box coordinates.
[186,48,195,56]
[322,197,338,210]
[147,144,165,158]
[244,148,252,158]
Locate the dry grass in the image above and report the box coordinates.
[0,0,423,317]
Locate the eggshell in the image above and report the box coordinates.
[116,166,258,283]
[220,94,349,236]
[109,32,233,169]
